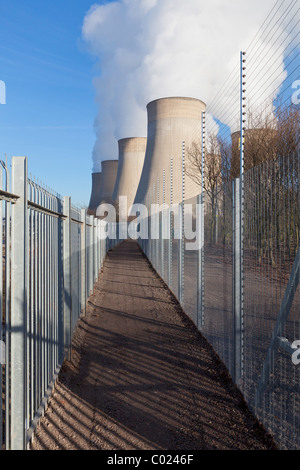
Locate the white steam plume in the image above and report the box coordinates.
[82,0,286,171]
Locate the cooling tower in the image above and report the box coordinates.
[134,97,206,207]
[112,137,147,219]
[87,172,102,216]
[98,160,119,206]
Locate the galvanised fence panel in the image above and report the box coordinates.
[182,196,198,327]
[86,215,93,298]
[242,154,300,450]
[0,156,119,450]
[0,160,12,451]
[139,151,300,449]
[71,208,82,335]
[25,178,65,447]
[202,182,234,378]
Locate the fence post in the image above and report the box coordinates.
[88,216,93,296]
[149,189,153,263]
[81,209,87,316]
[156,177,159,274]
[161,170,165,279]
[96,218,100,274]
[90,215,94,286]
[63,196,72,361]
[178,142,185,304]
[10,156,28,450]
[197,193,204,330]
[233,178,243,384]
[100,220,104,268]
[0,167,2,449]
[178,203,184,303]
[93,217,97,283]
[169,159,173,287]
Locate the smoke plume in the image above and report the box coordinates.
[82,0,287,171]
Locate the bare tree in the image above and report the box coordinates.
[230,103,278,178]
[276,103,300,158]
[186,132,222,243]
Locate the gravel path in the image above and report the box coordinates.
[31,240,277,450]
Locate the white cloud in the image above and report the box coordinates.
[82,0,289,171]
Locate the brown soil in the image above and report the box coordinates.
[31,240,277,450]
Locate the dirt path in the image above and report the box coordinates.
[31,240,276,450]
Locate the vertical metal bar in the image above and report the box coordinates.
[81,210,87,315]
[98,219,101,271]
[54,193,58,370]
[201,112,205,195]
[178,203,183,303]
[238,50,246,384]
[5,164,11,449]
[233,178,243,384]
[41,187,46,400]
[86,220,90,299]
[93,218,97,283]
[169,159,173,287]
[30,185,34,428]
[92,217,95,283]
[0,168,3,450]
[162,170,165,280]
[89,216,94,295]
[10,156,28,450]
[38,185,42,407]
[33,183,38,418]
[197,193,204,330]
[51,194,55,382]
[179,142,185,304]
[46,190,50,390]
[99,220,102,269]
[156,177,159,274]
[240,51,246,184]
[63,197,72,361]
[198,112,206,330]
[49,192,53,379]
[149,188,152,264]
[95,217,99,282]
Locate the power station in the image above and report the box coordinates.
[88,96,206,216]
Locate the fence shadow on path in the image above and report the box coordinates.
[31,241,277,451]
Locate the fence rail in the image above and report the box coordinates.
[0,156,120,450]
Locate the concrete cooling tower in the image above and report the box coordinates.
[87,172,102,216]
[134,97,206,207]
[98,159,118,206]
[112,137,147,219]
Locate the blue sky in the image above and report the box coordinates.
[0,1,298,206]
[0,0,102,207]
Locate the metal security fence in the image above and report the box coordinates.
[0,156,118,450]
[243,154,300,449]
[138,151,300,450]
